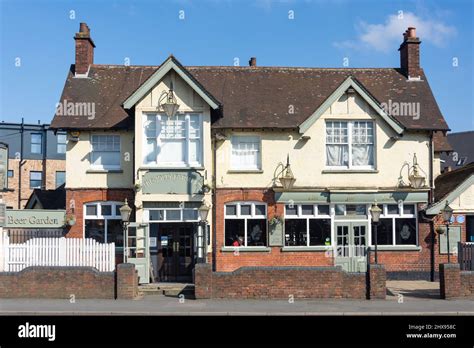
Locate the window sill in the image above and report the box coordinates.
[87,169,123,174]
[281,246,332,252]
[221,246,271,252]
[227,169,264,174]
[369,245,421,251]
[322,169,378,174]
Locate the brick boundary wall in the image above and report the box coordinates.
[460,271,474,297]
[0,263,138,299]
[367,264,387,299]
[439,263,474,299]
[117,263,139,299]
[194,263,380,299]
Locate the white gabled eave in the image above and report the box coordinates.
[123,58,219,110]
[298,76,404,135]
[425,174,474,215]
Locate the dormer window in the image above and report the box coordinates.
[326,121,375,170]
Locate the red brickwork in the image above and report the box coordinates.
[368,264,387,299]
[460,272,474,297]
[195,263,367,299]
[439,263,461,299]
[116,263,139,299]
[65,188,134,238]
[215,188,333,272]
[0,264,138,299]
[0,266,115,299]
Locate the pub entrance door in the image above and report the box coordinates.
[151,223,195,282]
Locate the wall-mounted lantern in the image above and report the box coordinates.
[159,82,180,118]
[275,155,296,190]
[398,153,426,188]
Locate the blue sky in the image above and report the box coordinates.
[0,0,472,132]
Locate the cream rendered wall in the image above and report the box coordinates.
[216,93,430,189]
[433,154,442,179]
[133,70,213,228]
[66,130,133,189]
[450,183,474,213]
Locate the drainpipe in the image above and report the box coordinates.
[212,134,217,272]
[41,124,47,190]
[18,118,24,209]
[428,131,435,282]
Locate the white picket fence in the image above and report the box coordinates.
[2,236,115,272]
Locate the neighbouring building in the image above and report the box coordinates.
[0,122,66,209]
[440,131,474,172]
[427,163,474,245]
[50,23,456,284]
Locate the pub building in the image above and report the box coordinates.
[50,23,461,284]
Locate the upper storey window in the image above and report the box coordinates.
[143,113,202,167]
[326,121,375,169]
[230,135,261,171]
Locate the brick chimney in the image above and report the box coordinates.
[249,57,257,67]
[398,27,422,79]
[74,23,95,75]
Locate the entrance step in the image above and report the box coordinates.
[138,283,195,298]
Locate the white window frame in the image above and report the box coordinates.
[224,201,267,247]
[142,113,203,168]
[230,135,261,171]
[83,201,124,246]
[370,203,418,246]
[284,204,331,247]
[90,134,121,170]
[144,207,200,222]
[325,120,375,170]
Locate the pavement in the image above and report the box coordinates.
[0,280,471,316]
[0,293,473,316]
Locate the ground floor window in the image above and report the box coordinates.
[371,204,417,246]
[84,201,124,248]
[284,204,331,246]
[224,202,267,247]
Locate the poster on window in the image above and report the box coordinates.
[160,236,168,246]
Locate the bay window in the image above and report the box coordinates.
[90,135,121,170]
[230,136,261,170]
[224,202,267,247]
[326,121,374,169]
[284,204,331,246]
[143,113,202,167]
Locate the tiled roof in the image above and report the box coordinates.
[434,162,474,202]
[50,64,449,132]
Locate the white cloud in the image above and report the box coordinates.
[334,12,457,53]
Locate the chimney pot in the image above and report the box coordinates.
[249,57,257,67]
[407,27,416,38]
[79,22,89,34]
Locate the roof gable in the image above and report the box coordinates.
[426,174,474,215]
[123,56,220,110]
[299,76,404,135]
